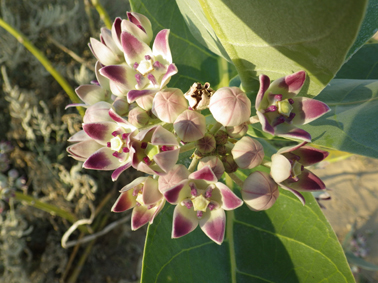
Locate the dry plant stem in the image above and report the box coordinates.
[227,172,244,188]
[0,18,85,117]
[91,0,112,29]
[84,0,97,36]
[14,192,88,233]
[48,36,95,71]
[61,232,85,282]
[67,213,109,283]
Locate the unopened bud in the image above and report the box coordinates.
[196,133,216,154]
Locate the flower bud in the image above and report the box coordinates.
[195,133,216,154]
[198,156,225,180]
[231,136,264,169]
[128,106,150,128]
[209,87,251,126]
[242,171,279,211]
[214,130,228,145]
[112,96,129,116]
[174,110,206,142]
[221,154,238,173]
[226,122,248,138]
[136,94,154,111]
[152,88,188,123]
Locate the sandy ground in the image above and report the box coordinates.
[312,156,378,282]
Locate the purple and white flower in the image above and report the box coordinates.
[111,176,165,230]
[255,71,330,142]
[163,166,243,244]
[270,142,329,204]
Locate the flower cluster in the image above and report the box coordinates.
[67,12,331,244]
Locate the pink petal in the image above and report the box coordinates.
[160,63,178,88]
[142,177,161,205]
[68,130,91,142]
[111,17,123,51]
[95,61,110,90]
[279,183,306,205]
[131,205,154,230]
[111,162,131,181]
[75,85,109,105]
[150,199,166,224]
[291,145,329,166]
[199,209,225,245]
[108,108,136,130]
[275,124,311,142]
[256,111,275,135]
[111,189,136,212]
[83,102,113,123]
[158,164,190,193]
[151,125,179,146]
[270,154,291,183]
[121,19,151,45]
[189,166,217,183]
[100,65,134,95]
[120,177,146,193]
[101,27,122,55]
[292,97,331,125]
[283,169,326,192]
[154,149,180,173]
[172,205,198,239]
[216,182,243,210]
[83,147,120,170]
[281,71,306,94]
[153,29,172,64]
[256,75,270,109]
[89,38,120,66]
[83,122,119,145]
[163,180,189,204]
[67,140,102,160]
[65,103,87,109]
[127,89,157,103]
[121,31,152,66]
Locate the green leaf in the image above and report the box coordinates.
[301,79,378,158]
[184,0,368,97]
[141,190,354,282]
[130,0,220,92]
[337,43,378,79]
[345,0,378,60]
[175,0,231,62]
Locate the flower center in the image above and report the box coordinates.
[277,99,293,117]
[107,132,130,158]
[192,194,210,212]
[136,56,154,76]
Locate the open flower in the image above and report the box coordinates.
[130,125,180,175]
[270,142,329,204]
[100,29,178,100]
[111,176,165,230]
[163,166,243,244]
[67,103,137,181]
[89,12,152,66]
[255,71,330,142]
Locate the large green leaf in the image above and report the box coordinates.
[345,0,378,60]
[130,0,220,92]
[337,43,378,80]
[175,0,231,62]
[301,79,378,158]
[180,0,368,97]
[141,189,354,282]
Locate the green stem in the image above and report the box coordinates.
[14,192,87,233]
[188,156,199,172]
[179,142,196,153]
[210,121,222,135]
[91,0,112,29]
[0,18,84,117]
[227,172,244,188]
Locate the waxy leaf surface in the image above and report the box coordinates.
[178,0,368,97]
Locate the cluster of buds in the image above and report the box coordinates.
[67,12,331,244]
